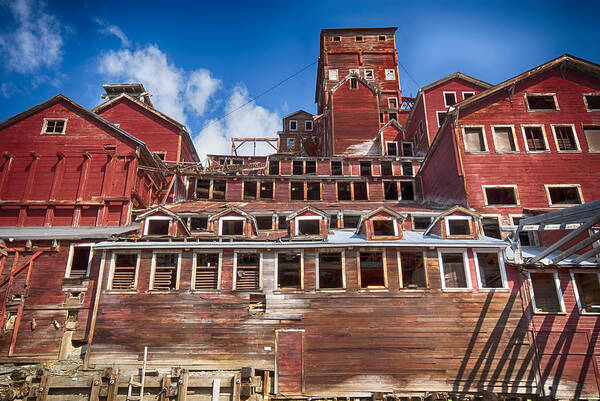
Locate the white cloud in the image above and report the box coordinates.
[185,69,221,116]
[0,0,64,74]
[194,85,281,161]
[96,18,130,48]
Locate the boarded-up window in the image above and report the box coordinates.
[331,161,342,175]
[359,161,371,176]
[476,252,504,288]
[373,220,395,236]
[359,251,385,288]
[68,246,91,278]
[464,127,486,152]
[278,252,302,289]
[526,94,557,110]
[524,126,547,151]
[493,127,517,152]
[441,253,468,288]
[297,219,320,235]
[530,272,562,313]
[243,181,257,200]
[260,181,274,199]
[292,161,303,175]
[190,217,208,231]
[256,216,273,230]
[381,161,393,176]
[152,253,178,291]
[384,181,398,200]
[319,252,343,289]
[236,253,260,290]
[221,219,244,235]
[400,181,414,200]
[447,218,471,236]
[268,160,279,175]
[573,272,600,313]
[337,182,351,200]
[194,253,219,290]
[305,160,316,175]
[485,187,517,205]
[401,252,426,288]
[548,186,581,205]
[196,180,210,199]
[290,182,304,200]
[111,254,138,290]
[554,126,578,150]
[482,217,501,239]
[306,182,320,200]
[584,126,600,151]
[212,180,226,200]
[353,182,368,200]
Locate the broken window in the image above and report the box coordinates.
[386,142,398,156]
[573,272,600,313]
[331,160,343,175]
[319,252,343,289]
[194,253,219,290]
[401,162,412,176]
[329,214,338,229]
[584,125,600,152]
[343,215,360,229]
[146,218,170,235]
[512,217,533,246]
[547,186,581,205]
[359,251,385,288]
[292,161,304,175]
[111,253,138,290]
[437,112,447,127]
[290,182,304,200]
[413,216,433,231]
[476,252,505,289]
[482,217,501,239]
[463,127,487,152]
[492,126,517,152]
[355,36,363,41]
[385,69,395,80]
[278,252,302,289]
[381,161,393,176]
[196,180,210,199]
[440,252,468,289]
[402,142,413,156]
[256,216,273,230]
[359,161,372,176]
[221,219,244,235]
[444,92,457,107]
[68,246,91,278]
[372,220,396,236]
[384,181,398,200]
[446,217,471,236]
[212,180,226,200]
[260,181,274,199]
[526,94,557,111]
[337,182,351,200]
[306,182,321,200]
[584,94,600,110]
[353,182,368,200]
[236,253,260,290]
[305,160,316,175]
[350,77,358,89]
[278,216,288,230]
[364,69,374,80]
[268,160,280,175]
[243,181,257,200]
[530,272,562,313]
[523,126,547,151]
[289,120,298,130]
[401,252,426,288]
[388,98,398,109]
[463,92,475,100]
[190,216,208,231]
[553,125,579,151]
[485,187,517,205]
[297,219,320,235]
[42,118,66,135]
[152,253,178,291]
[3,312,16,331]
[400,181,414,200]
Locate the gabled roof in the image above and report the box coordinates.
[330,72,380,96]
[208,206,259,234]
[282,109,314,120]
[421,72,492,92]
[286,206,329,220]
[453,54,600,112]
[356,206,404,233]
[424,205,481,236]
[136,205,191,236]
[92,93,200,162]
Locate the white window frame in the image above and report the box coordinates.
[544,184,584,207]
[287,137,295,148]
[444,216,473,237]
[149,251,182,291]
[305,120,313,131]
[192,251,222,291]
[491,125,519,153]
[401,141,414,156]
[462,125,489,153]
[462,91,475,100]
[521,124,550,153]
[233,251,263,291]
[316,250,346,290]
[295,215,322,236]
[550,124,581,152]
[65,243,94,278]
[328,69,338,81]
[289,120,298,131]
[570,269,600,314]
[385,69,395,80]
[583,125,600,153]
[443,92,457,108]
[371,217,399,237]
[364,69,374,80]
[41,118,67,135]
[526,270,566,314]
[356,249,388,289]
[482,184,520,207]
[218,216,246,236]
[438,249,472,291]
[385,141,399,156]
[583,93,600,112]
[473,249,508,290]
[436,111,448,127]
[524,93,559,112]
[107,251,141,292]
[143,216,172,236]
[274,250,304,291]
[388,97,398,109]
[481,213,503,239]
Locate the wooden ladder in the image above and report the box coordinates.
[127,346,148,401]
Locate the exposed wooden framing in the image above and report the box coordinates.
[572,245,600,264]
[176,371,188,401]
[231,137,278,156]
[551,230,600,264]
[89,374,101,401]
[232,372,241,401]
[212,378,221,401]
[161,175,177,204]
[36,374,50,401]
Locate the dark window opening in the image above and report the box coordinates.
[482,217,501,239]
[147,219,170,235]
[306,182,320,200]
[554,126,578,150]
[332,36,340,42]
[527,95,557,110]
[485,187,517,205]
[379,112,384,123]
[441,253,467,288]
[244,181,257,200]
[331,160,343,175]
[359,161,372,176]
[350,77,358,89]
[69,246,91,278]
[463,92,475,100]
[305,160,316,175]
[359,252,385,288]
[212,180,226,200]
[355,36,363,41]
[289,120,297,130]
[196,180,210,199]
[400,181,414,200]
[381,161,393,176]
[268,160,279,175]
[153,152,166,161]
[386,142,398,156]
[477,252,503,288]
[278,216,288,230]
[292,160,304,175]
[378,35,386,41]
[389,98,398,109]
[353,182,368,200]
[232,159,243,165]
[384,181,398,200]
[153,253,178,291]
[373,220,395,236]
[512,217,532,246]
[338,182,351,200]
[402,142,413,156]
[260,181,274,199]
[190,217,208,231]
[343,215,360,229]
[548,187,581,205]
[573,273,600,313]
[401,252,426,288]
[256,216,273,230]
[222,220,244,235]
[447,218,471,236]
[195,253,219,290]
[401,162,413,176]
[298,219,320,235]
[112,254,137,290]
[389,112,397,121]
[585,94,600,110]
[329,214,338,229]
[524,126,547,151]
[236,253,260,290]
[530,272,561,313]
[290,182,304,200]
[43,119,65,134]
[319,252,343,289]
[278,252,302,289]
[437,112,447,127]
[464,127,486,152]
[413,216,433,231]
[444,93,456,106]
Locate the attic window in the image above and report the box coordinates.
[220,218,244,235]
[145,217,170,235]
[378,35,386,41]
[444,92,457,107]
[364,69,374,80]
[190,217,208,231]
[305,120,313,131]
[42,118,67,135]
[256,216,273,230]
[463,92,475,100]
[359,251,385,288]
[386,142,398,156]
[373,220,396,236]
[355,36,363,41]
[526,94,558,111]
[289,120,298,131]
[445,216,471,236]
[297,217,321,236]
[67,246,91,278]
[584,94,600,111]
[332,36,341,41]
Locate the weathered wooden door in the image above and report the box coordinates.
[276,330,304,394]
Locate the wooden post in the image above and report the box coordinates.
[139,346,148,401]
[159,374,169,401]
[176,371,188,401]
[263,371,270,400]
[89,374,101,401]
[107,372,119,401]
[212,379,220,401]
[36,375,49,401]
[232,372,241,401]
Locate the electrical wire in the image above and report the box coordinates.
[398,61,420,89]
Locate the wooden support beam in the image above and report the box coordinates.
[89,374,101,401]
[36,375,49,401]
[232,372,241,401]
[176,371,188,401]
[572,245,600,264]
[107,372,119,401]
[212,379,221,401]
[551,230,600,264]
[263,371,270,401]
[159,374,169,401]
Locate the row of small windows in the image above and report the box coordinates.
[330,35,388,42]
[268,155,414,177]
[288,120,313,131]
[482,184,583,207]
[462,124,600,153]
[328,68,395,82]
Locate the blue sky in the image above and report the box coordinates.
[1,0,600,159]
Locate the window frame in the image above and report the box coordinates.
[385,141,399,156]
[192,251,222,292]
[218,216,246,236]
[544,184,584,207]
[149,251,182,292]
[443,92,457,107]
[289,120,298,131]
[143,216,172,236]
[437,249,472,291]
[524,93,559,112]
[364,69,374,80]
[473,249,508,291]
[583,93,600,112]
[286,137,295,149]
[526,270,566,314]
[384,69,395,80]
[388,97,398,109]
[331,160,343,176]
[570,269,600,314]
[371,217,399,238]
[316,250,346,290]
[305,120,313,131]
[509,214,539,247]
[491,125,519,153]
[65,243,94,278]
[275,250,304,291]
[482,185,520,207]
[462,91,475,100]
[481,214,502,239]
[412,214,436,231]
[444,216,473,238]
[401,141,414,156]
[550,124,581,152]
[583,125,600,153]
[294,216,322,236]
[521,124,549,153]
[357,249,388,289]
[462,125,489,153]
[233,250,263,291]
[436,111,448,127]
[41,118,67,135]
[107,251,141,292]
[328,69,338,81]
[397,250,428,290]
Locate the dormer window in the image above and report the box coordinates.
[220,217,245,236]
[144,216,171,236]
[41,118,67,135]
[296,217,321,236]
[445,216,472,237]
[372,220,397,237]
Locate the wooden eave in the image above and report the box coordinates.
[282,109,314,120]
[356,206,404,233]
[286,205,329,220]
[423,205,481,236]
[420,72,492,92]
